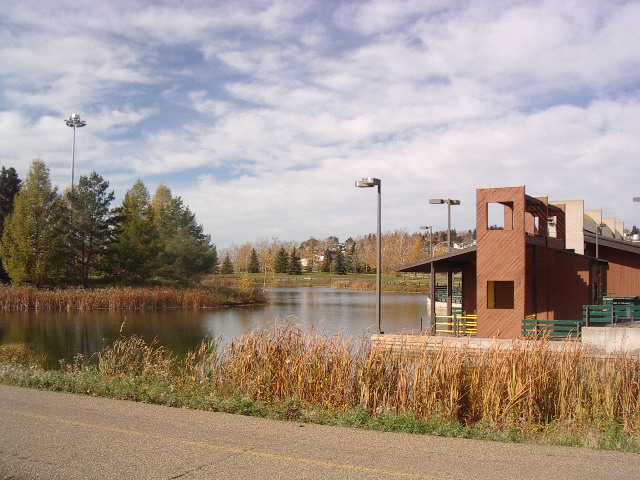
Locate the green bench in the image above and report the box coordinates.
[434,290,462,303]
[602,296,640,306]
[583,305,640,325]
[521,319,582,338]
[522,299,640,339]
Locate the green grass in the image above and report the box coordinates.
[209,272,432,293]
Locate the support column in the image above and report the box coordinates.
[447,266,453,316]
[430,267,436,334]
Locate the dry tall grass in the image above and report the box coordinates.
[330,280,371,290]
[181,324,640,434]
[0,285,265,311]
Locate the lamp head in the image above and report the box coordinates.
[65,113,87,128]
[355,177,380,188]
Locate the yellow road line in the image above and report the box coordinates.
[2,407,450,480]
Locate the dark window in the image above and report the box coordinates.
[487,281,515,309]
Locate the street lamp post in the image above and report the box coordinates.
[355,177,382,334]
[429,198,460,251]
[419,225,433,256]
[65,113,86,191]
[595,223,607,259]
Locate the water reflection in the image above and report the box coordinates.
[0,287,430,368]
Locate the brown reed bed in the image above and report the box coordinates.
[330,280,372,290]
[180,324,640,439]
[0,285,266,311]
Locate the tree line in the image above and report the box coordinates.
[222,229,476,276]
[0,159,217,287]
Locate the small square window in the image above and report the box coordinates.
[487,281,515,309]
[487,202,514,230]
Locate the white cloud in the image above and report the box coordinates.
[2,0,640,249]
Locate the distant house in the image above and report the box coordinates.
[300,255,324,269]
[394,186,640,339]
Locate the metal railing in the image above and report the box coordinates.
[521,318,582,338]
[435,313,478,336]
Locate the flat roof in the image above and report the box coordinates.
[393,246,477,273]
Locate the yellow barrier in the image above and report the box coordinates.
[435,314,478,336]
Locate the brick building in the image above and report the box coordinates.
[394,186,640,338]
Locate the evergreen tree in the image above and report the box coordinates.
[0,159,69,286]
[347,242,359,273]
[321,249,333,273]
[248,248,260,273]
[151,184,217,284]
[288,247,302,275]
[0,167,21,282]
[106,180,159,284]
[333,249,347,275]
[0,167,21,221]
[274,247,289,273]
[221,253,234,274]
[66,171,116,287]
[210,245,219,274]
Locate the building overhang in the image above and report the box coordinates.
[392,246,477,273]
[584,231,640,255]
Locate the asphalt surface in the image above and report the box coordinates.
[1,384,639,479]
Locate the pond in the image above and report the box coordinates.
[0,287,430,368]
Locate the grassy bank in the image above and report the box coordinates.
[0,282,266,311]
[1,325,638,452]
[215,272,431,293]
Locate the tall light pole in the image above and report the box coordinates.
[595,223,607,259]
[429,198,460,251]
[65,113,86,191]
[419,225,433,256]
[355,177,382,333]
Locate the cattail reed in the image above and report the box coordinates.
[330,280,372,290]
[180,324,640,435]
[0,285,265,311]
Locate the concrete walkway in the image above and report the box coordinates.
[1,385,638,479]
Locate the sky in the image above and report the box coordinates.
[2,0,640,249]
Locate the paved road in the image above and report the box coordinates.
[1,385,638,479]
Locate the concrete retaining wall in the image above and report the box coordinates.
[581,326,640,354]
[371,334,575,353]
[373,327,640,355]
